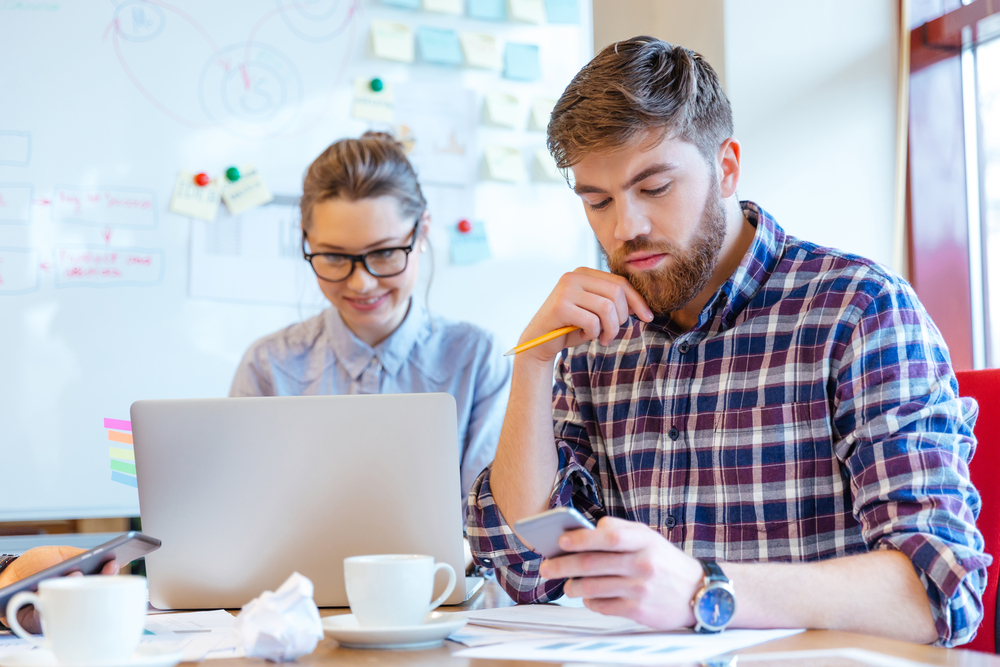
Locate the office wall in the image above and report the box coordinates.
[590,0,900,270]
[725,0,899,269]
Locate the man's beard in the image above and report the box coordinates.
[604,184,728,317]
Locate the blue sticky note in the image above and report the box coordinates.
[383,0,421,7]
[417,27,463,65]
[504,43,541,81]
[449,224,491,266]
[111,471,138,488]
[468,0,505,20]
[545,0,579,23]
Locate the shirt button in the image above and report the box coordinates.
[481,558,491,565]
[665,515,677,528]
[677,342,690,354]
[668,426,679,440]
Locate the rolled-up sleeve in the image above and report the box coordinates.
[467,348,607,603]
[833,280,991,647]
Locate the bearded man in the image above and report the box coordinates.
[467,37,989,648]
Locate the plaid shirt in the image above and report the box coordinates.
[468,202,990,647]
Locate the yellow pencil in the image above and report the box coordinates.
[504,326,581,356]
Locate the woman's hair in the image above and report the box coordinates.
[300,131,427,233]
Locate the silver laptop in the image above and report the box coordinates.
[131,393,482,609]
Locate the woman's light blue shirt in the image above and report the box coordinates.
[229,304,512,506]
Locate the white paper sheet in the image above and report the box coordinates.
[463,604,654,634]
[144,610,244,662]
[455,628,804,665]
[448,624,566,647]
[738,648,933,666]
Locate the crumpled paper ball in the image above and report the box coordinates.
[232,572,324,662]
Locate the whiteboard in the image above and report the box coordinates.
[0,0,594,520]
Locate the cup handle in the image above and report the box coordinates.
[6,592,47,650]
[426,562,457,612]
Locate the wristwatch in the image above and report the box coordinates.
[0,554,17,578]
[691,559,736,633]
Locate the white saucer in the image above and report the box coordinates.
[0,645,183,667]
[322,611,468,650]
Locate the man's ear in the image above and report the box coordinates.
[717,138,741,198]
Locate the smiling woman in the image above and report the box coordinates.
[229,132,512,514]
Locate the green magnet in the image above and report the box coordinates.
[225,166,241,182]
[370,78,384,92]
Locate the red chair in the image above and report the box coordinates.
[956,369,1000,653]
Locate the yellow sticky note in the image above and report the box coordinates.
[459,32,502,70]
[352,78,395,122]
[483,92,521,128]
[529,98,557,131]
[169,172,221,222]
[533,148,563,182]
[423,0,463,13]
[484,146,526,182]
[508,0,545,23]
[221,164,273,216]
[109,447,135,462]
[371,20,415,63]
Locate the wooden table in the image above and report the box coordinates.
[203,579,1000,666]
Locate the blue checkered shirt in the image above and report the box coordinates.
[467,202,990,647]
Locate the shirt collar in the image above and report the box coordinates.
[638,200,785,337]
[324,300,427,380]
[717,201,785,326]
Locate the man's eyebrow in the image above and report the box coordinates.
[573,163,680,196]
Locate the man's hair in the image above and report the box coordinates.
[300,131,427,233]
[547,37,733,169]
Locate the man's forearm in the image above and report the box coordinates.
[725,550,937,643]
[489,356,560,527]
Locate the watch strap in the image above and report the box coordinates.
[699,559,728,583]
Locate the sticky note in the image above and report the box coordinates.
[417,27,463,65]
[221,164,273,216]
[484,146,526,182]
[468,0,505,20]
[169,172,221,222]
[109,447,135,462]
[111,471,138,488]
[110,459,137,475]
[422,0,462,13]
[449,223,491,265]
[545,0,578,22]
[371,20,415,63]
[504,43,541,81]
[508,0,545,22]
[383,0,420,7]
[104,418,132,431]
[534,148,564,182]
[529,98,556,131]
[459,32,501,69]
[108,430,134,445]
[483,92,521,128]
[353,78,395,122]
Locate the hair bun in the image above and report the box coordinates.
[361,130,403,147]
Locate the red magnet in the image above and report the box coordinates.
[457,219,472,233]
[193,172,211,187]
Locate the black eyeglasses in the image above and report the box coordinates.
[303,219,421,283]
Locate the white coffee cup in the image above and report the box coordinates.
[6,575,148,665]
[343,554,456,628]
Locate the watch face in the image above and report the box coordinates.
[696,585,735,629]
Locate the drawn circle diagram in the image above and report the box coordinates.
[198,43,304,139]
[277,0,357,44]
[113,1,166,43]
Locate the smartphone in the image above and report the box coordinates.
[0,531,161,609]
[513,507,595,558]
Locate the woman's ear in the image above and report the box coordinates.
[419,210,432,251]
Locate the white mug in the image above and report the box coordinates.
[343,554,456,628]
[6,575,148,665]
